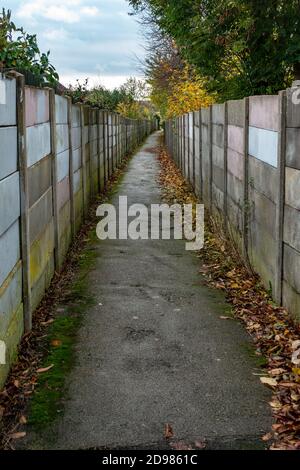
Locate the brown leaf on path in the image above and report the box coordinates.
[19,415,27,424]
[262,433,273,442]
[292,340,300,350]
[9,432,26,439]
[269,368,285,376]
[40,319,54,326]
[278,381,298,388]
[37,364,54,374]
[260,377,277,388]
[164,423,174,439]
[194,439,207,449]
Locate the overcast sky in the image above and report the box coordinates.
[3,0,145,89]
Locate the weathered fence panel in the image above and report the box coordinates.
[165,85,300,323]
[0,73,156,387]
[0,76,23,383]
[283,88,300,318]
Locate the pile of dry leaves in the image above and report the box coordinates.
[158,147,300,451]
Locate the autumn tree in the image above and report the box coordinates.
[128,0,300,100]
[134,12,215,118]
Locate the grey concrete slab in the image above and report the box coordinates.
[228,100,245,127]
[28,132,271,450]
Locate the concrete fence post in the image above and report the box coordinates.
[242,97,250,258]
[175,118,179,165]
[183,115,186,177]
[112,114,115,172]
[199,109,203,200]
[192,112,196,189]
[118,115,121,165]
[180,116,183,172]
[274,90,287,304]
[67,97,76,239]
[49,88,60,270]
[16,74,32,332]
[102,110,106,186]
[80,105,88,217]
[223,102,228,230]
[96,109,101,194]
[208,106,213,212]
[88,107,94,199]
[176,119,178,164]
[187,113,190,182]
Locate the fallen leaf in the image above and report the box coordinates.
[262,432,273,442]
[272,424,282,432]
[231,283,240,289]
[292,340,300,351]
[51,339,62,347]
[260,377,277,388]
[194,439,206,449]
[292,349,300,365]
[291,392,300,401]
[19,415,27,424]
[226,270,236,278]
[164,423,174,439]
[269,368,285,376]
[41,319,54,326]
[37,364,54,374]
[220,316,233,320]
[269,400,281,409]
[279,381,297,388]
[10,432,26,439]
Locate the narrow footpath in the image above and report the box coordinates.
[31,132,271,449]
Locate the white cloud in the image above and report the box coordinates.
[81,6,100,16]
[9,0,145,86]
[16,1,99,24]
[60,72,143,90]
[43,28,69,41]
[44,6,80,23]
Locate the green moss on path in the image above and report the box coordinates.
[27,146,140,431]
[28,242,97,430]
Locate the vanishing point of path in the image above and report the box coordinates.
[31,132,272,450]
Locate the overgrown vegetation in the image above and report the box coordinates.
[0,9,59,85]
[129,0,300,102]
[67,76,157,120]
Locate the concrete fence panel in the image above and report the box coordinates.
[25,86,55,313]
[226,99,246,251]
[0,76,23,386]
[165,86,300,323]
[0,73,155,387]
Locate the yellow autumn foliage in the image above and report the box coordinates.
[166,66,215,119]
[149,62,216,120]
[116,101,151,120]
